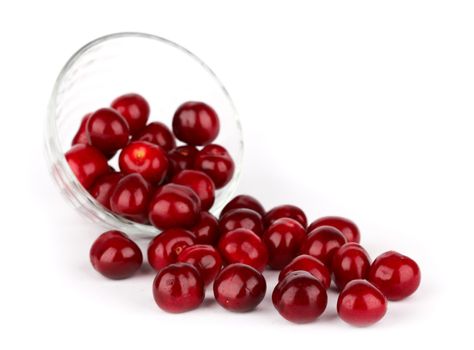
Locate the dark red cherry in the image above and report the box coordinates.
[89,172,124,210]
[90,230,143,279]
[194,144,234,189]
[132,121,176,152]
[300,226,347,267]
[177,244,222,286]
[71,113,91,146]
[189,212,220,246]
[219,208,264,237]
[220,194,265,218]
[368,251,421,301]
[279,255,331,289]
[264,205,307,228]
[65,144,109,189]
[337,280,387,326]
[272,271,327,323]
[332,243,371,290]
[308,216,361,243]
[213,263,266,312]
[172,101,220,145]
[119,141,168,184]
[152,262,204,313]
[217,228,268,272]
[111,93,150,135]
[172,170,215,211]
[167,145,198,178]
[148,184,201,230]
[147,228,196,271]
[262,218,306,270]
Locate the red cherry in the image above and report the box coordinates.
[213,263,266,312]
[119,141,168,184]
[264,205,307,228]
[152,262,204,313]
[148,184,201,230]
[71,113,91,146]
[262,218,306,269]
[172,170,215,211]
[172,101,220,145]
[147,228,196,271]
[279,255,331,289]
[132,121,176,152]
[86,108,129,156]
[337,280,387,326]
[65,144,109,189]
[368,251,421,301]
[308,216,361,243]
[111,93,150,135]
[272,271,327,323]
[88,172,124,210]
[189,212,220,246]
[332,243,371,290]
[300,226,347,267]
[90,230,143,279]
[167,145,198,178]
[220,194,266,218]
[218,228,268,272]
[177,244,222,286]
[194,144,234,189]
[219,208,264,237]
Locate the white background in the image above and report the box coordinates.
[1,1,473,349]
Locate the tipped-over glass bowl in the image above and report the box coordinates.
[45,32,243,238]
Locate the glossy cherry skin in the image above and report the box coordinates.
[132,121,176,152]
[273,271,328,323]
[71,113,91,146]
[219,208,264,237]
[88,172,124,210]
[332,243,371,290]
[262,218,306,269]
[65,144,109,189]
[90,231,143,279]
[300,226,347,267]
[172,101,220,145]
[190,212,220,245]
[111,93,150,135]
[119,141,168,184]
[279,255,331,289]
[177,244,222,286]
[264,205,307,228]
[148,184,201,230]
[167,145,198,178]
[152,262,204,313]
[337,279,387,326]
[213,263,266,312]
[194,144,234,189]
[172,170,215,211]
[147,229,196,271]
[220,194,266,218]
[368,251,421,301]
[218,228,268,272]
[308,216,360,243]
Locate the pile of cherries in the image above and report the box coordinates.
[66,94,421,326]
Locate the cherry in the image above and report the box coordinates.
[172,170,215,211]
[177,244,222,286]
[89,172,123,210]
[167,145,198,178]
[308,216,361,243]
[148,184,201,230]
[218,228,268,272]
[262,218,306,269]
[194,144,234,189]
[189,212,220,246]
[264,205,307,228]
[300,226,347,267]
[332,243,371,290]
[147,228,196,271]
[220,194,265,218]
[65,144,109,189]
[132,121,176,152]
[213,263,266,312]
[368,251,421,301]
[119,141,168,184]
[172,101,220,145]
[152,262,204,313]
[272,271,327,323]
[279,255,331,289]
[71,113,91,146]
[219,208,264,237]
[111,93,150,135]
[337,280,387,326]
[90,230,143,279]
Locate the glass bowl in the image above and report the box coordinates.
[45,32,243,238]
